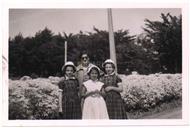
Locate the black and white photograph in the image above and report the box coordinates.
[1,0,190,127]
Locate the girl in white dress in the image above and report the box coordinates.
[81,65,109,119]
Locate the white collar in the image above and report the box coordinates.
[90,79,99,82]
[105,72,116,76]
[65,76,76,80]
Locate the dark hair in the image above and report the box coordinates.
[87,67,100,79]
[79,50,89,59]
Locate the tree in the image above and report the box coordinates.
[9,33,25,77]
[136,33,161,73]
[34,27,54,46]
[143,13,182,73]
[10,26,169,78]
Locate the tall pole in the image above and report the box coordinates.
[107,8,117,73]
[65,41,67,63]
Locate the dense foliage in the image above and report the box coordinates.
[9,13,182,78]
[142,13,182,73]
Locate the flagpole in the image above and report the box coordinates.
[65,41,67,63]
[107,8,117,73]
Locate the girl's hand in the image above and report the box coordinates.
[94,90,102,97]
[85,91,96,98]
[93,90,102,98]
[104,86,113,92]
[105,83,123,93]
[94,89,100,93]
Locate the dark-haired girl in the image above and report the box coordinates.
[58,61,82,119]
[81,65,109,119]
[101,59,127,119]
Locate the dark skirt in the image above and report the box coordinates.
[58,79,82,119]
[60,95,82,119]
[105,91,127,119]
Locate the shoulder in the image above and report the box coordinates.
[115,74,120,78]
[115,74,122,82]
[99,76,104,82]
[82,80,92,89]
[58,77,65,83]
[97,81,104,86]
[83,80,91,86]
[76,64,83,71]
[58,77,66,88]
[60,76,65,81]
[88,63,95,67]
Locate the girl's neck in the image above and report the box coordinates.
[106,71,115,76]
[65,75,74,79]
[91,79,98,82]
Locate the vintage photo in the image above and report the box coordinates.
[1,1,189,126]
[8,8,182,120]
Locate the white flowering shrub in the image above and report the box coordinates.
[9,78,60,119]
[20,76,32,81]
[120,74,182,112]
[9,74,182,119]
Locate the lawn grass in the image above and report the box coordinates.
[127,98,182,119]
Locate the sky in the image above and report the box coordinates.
[9,8,181,38]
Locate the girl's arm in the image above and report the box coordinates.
[81,85,87,98]
[81,86,98,98]
[105,82,123,93]
[81,85,87,109]
[100,85,106,97]
[111,82,123,92]
[76,79,81,98]
[58,79,65,112]
[58,89,63,112]
[109,75,123,92]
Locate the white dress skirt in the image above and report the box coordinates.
[82,80,109,119]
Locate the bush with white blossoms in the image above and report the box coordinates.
[9,77,60,119]
[9,74,182,119]
[120,73,182,112]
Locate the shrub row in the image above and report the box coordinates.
[121,73,182,112]
[9,74,182,119]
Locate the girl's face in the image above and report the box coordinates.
[105,63,114,75]
[65,66,74,78]
[89,69,99,81]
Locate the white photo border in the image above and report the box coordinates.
[1,0,189,127]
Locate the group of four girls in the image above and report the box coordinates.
[58,56,127,119]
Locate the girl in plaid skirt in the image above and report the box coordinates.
[58,61,82,119]
[101,59,127,119]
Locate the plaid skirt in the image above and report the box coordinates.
[104,91,127,119]
[61,95,82,119]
